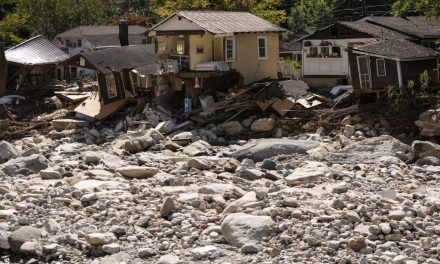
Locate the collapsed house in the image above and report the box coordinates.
[1,35,70,96]
[53,22,151,79]
[67,45,160,120]
[300,17,440,90]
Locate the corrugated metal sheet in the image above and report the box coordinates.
[56,25,147,38]
[5,35,70,65]
[153,11,285,35]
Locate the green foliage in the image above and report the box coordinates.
[420,70,430,91]
[279,58,302,69]
[392,0,440,17]
[285,0,335,40]
[0,9,30,46]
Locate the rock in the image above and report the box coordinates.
[222,121,243,135]
[0,141,20,163]
[240,243,260,254]
[239,168,264,181]
[51,119,88,131]
[327,136,410,164]
[223,191,259,214]
[232,138,321,161]
[172,131,195,144]
[348,236,366,251]
[99,252,132,264]
[157,254,180,264]
[44,219,60,234]
[2,154,48,176]
[250,118,276,132]
[84,152,101,164]
[20,241,42,256]
[188,158,210,170]
[331,199,346,210]
[39,169,62,180]
[415,157,440,166]
[85,233,116,246]
[138,247,156,258]
[415,108,440,136]
[285,162,329,186]
[116,166,159,178]
[160,197,174,216]
[182,140,211,156]
[261,159,277,170]
[155,121,175,134]
[191,245,222,260]
[221,213,274,247]
[344,125,356,137]
[332,183,349,194]
[389,210,405,221]
[102,243,121,254]
[412,140,440,159]
[8,226,42,253]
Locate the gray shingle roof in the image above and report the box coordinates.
[79,45,158,74]
[366,16,440,38]
[152,11,285,34]
[339,21,409,40]
[351,39,437,60]
[5,35,70,65]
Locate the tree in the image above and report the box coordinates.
[392,0,440,17]
[285,0,335,40]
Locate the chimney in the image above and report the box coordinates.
[0,42,7,96]
[119,20,129,47]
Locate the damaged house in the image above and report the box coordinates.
[1,35,70,96]
[301,17,440,90]
[68,45,160,120]
[53,22,151,79]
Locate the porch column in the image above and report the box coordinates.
[396,60,403,89]
[0,42,7,95]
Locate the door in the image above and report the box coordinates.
[357,56,371,89]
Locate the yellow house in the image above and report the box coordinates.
[148,11,285,85]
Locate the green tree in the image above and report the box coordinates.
[285,0,335,40]
[392,0,440,17]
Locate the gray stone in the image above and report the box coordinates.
[261,159,277,170]
[0,141,20,163]
[240,243,260,254]
[221,213,274,247]
[415,157,440,166]
[99,252,132,264]
[188,158,210,170]
[250,118,276,132]
[412,140,440,158]
[20,241,42,256]
[232,138,321,161]
[191,245,222,260]
[138,247,156,258]
[182,140,211,156]
[348,236,366,251]
[85,233,116,246]
[239,169,264,181]
[389,210,405,221]
[2,154,48,176]
[285,162,329,186]
[8,226,42,253]
[160,197,174,216]
[116,166,159,178]
[39,169,62,180]
[222,121,243,135]
[157,254,180,264]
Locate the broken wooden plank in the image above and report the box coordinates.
[271,98,296,116]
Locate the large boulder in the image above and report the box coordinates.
[415,108,440,137]
[8,226,42,253]
[232,138,321,161]
[182,140,211,156]
[412,140,440,159]
[326,136,410,164]
[1,154,48,176]
[250,118,277,133]
[221,213,274,247]
[0,141,21,163]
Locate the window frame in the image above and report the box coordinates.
[257,36,268,60]
[320,46,330,57]
[77,39,82,47]
[106,73,118,99]
[309,46,318,57]
[176,40,185,55]
[225,37,236,62]
[376,58,386,77]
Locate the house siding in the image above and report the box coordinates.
[189,34,215,70]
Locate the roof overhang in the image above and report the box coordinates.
[349,47,438,62]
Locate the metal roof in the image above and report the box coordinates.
[79,45,159,74]
[151,11,286,35]
[5,35,70,65]
[55,25,148,38]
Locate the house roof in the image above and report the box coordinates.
[150,11,285,35]
[366,16,440,38]
[350,39,437,60]
[5,35,70,65]
[338,21,409,40]
[55,25,148,48]
[79,45,159,74]
[280,42,301,52]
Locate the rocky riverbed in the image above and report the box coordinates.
[1,127,440,264]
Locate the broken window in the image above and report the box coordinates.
[196,45,204,54]
[309,47,318,57]
[176,40,185,55]
[257,36,267,59]
[78,39,82,47]
[225,37,236,61]
[376,58,386,77]
[106,74,118,99]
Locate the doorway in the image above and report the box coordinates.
[357,56,371,89]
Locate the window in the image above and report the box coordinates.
[106,74,118,98]
[332,47,341,57]
[176,40,185,55]
[376,59,386,77]
[196,45,204,54]
[320,46,330,57]
[257,36,267,59]
[225,37,236,61]
[309,47,318,57]
[158,42,166,53]
[142,38,147,45]
[77,39,82,47]
[66,40,71,47]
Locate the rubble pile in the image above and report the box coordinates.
[1,123,440,263]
